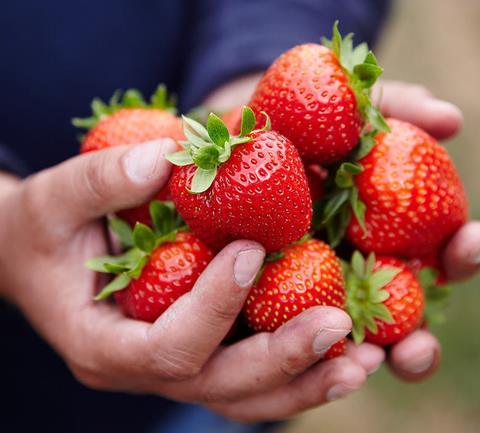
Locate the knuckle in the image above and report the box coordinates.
[277,355,305,379]
[149,349,202,381]
[81,154,111,208]
[205,300,240,326]
[200,387,234,404]
[268,332,308,379]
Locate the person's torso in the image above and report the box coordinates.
[0,0,187,172]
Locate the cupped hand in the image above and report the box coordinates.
[0,138,376,422]
[348,81,480,382]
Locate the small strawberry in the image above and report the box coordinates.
[247,22,388,165]
[86,201,213,322]
[167,107,312,253]
[345,252,425,346]
[74,85,184,226]
[320,118,468,254]
[243,237,347,358]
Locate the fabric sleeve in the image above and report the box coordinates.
[0,144,28,176]
[180,0,392,110]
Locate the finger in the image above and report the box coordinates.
[26,139,177,229]
[146,241,266,377]
[443,221,480,280]
[186,307,351,402]
[374,80,463,140]
[388,329,441,382]
[211,356,366,422]
[346,341,385,375]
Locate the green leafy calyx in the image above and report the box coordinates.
[85,201,184,300]
[72,84,176,130]
[420,267,452,325]
[166,106,268,194]
[344,251,400,344]
[322,21,390,132]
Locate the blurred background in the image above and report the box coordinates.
[283,1,480,432]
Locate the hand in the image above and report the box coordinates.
[347,81,480,382]
[0,138,380,422]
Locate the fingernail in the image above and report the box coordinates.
[313,328,350,356]
[326,383,361,402]
[234,249,265,287]
[402,350,435,374]
[123,139,175,183]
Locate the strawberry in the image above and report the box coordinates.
[247,22,388,165]
[347,119,468,257]
[167,107,312,253]
[345,252,425,346]
[73,85,184,226]
[320,118,468,253]
[305,164,327,201]
[87,201,213,322]
[243,238,347,358]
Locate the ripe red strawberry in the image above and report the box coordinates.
[345,252,424,346]
[74,85,184,226]
[114,231,213,322]
[247,22,388,165]
[346,118,468,257]
[244,238,347,359]
[305,164,327,201]
[167,107,312,253]
[87,202,213,322]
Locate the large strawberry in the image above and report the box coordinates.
[74,85,184,226]
[167,107,312,253]
[247,22,388,165]
[87,201,213,322]
[320,118,468,254]
[243,237,346,359]
[345,252,425,346]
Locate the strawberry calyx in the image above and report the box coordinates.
[343,251,400,344]
[313,130,378,247]
[419,267,452,325]
[322,21,389,133]
[166,106,269,194]
[86,200,185,300]
[72,84,176,130]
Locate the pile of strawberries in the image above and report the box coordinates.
[79,23,468,357]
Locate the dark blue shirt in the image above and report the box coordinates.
[0,1,390,432]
